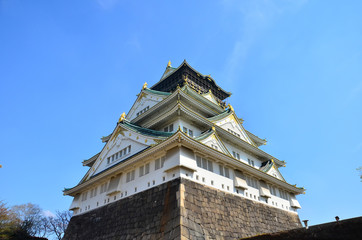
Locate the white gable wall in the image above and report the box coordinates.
[213,116,252,144]
[127,93,165,121]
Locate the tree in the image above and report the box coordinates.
[47,210,72,240]
[0,201,19,239]
[11,203,48,237]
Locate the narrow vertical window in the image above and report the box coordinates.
[145,163,150,174]
[196,156,201,167]
[219,164,224,176]
[139,166,144,177]
[155,159,160,170]
[224,168,230,178]
[207,160,213,172]
[161,157,166,168]
[202,158,207,169]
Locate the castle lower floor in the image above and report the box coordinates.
[63,178,301,240]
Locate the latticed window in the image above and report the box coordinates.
[219,165,230,178]
[196,155,213,172]
[246,176,259,189]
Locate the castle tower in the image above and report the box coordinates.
[63,60,304,240]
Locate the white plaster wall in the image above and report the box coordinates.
[71,148,298,216]
[223,142,262,168]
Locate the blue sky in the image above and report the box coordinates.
[1,0,361,226]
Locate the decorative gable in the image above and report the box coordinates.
[196,130,231,156]
[127,88,169,121]
[86,122,170,179]
[208,109,254,145]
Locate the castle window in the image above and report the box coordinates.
[164,124,174,132]
[136,106,150,117]
[246,176,259,189]
[126,170,135,182]
[155,156,166,170]
[211,144,218,150]
[139,166,144,177]
[232,151,240,160]
[189,129,193,137]
[269,185,277,196]
[90,187,97,198]
[81,192,87,201]
[228,128,240,138]
[219,165,230,178]
[248,159,255,167]
[100,182,108,194]
[107,145,132,164]
[145,163,150,174]
[279,189,289,200]
[183,127,187,133]
[196,155,213,172]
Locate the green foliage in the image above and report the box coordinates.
[358,167,362,181]
[0,200,20,239]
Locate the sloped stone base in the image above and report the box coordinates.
[63,178,301,240]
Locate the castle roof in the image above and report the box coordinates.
[151,60,231,102]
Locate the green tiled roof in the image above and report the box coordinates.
[121,120,173,137]
[144,88,171,96]
[207,109,232,121]
[194,129,214,141]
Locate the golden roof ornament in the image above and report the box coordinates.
[142,82,148,90]
[118,112,126,122]
[184,75,188,84]
[227,104,234,112]
[167,60,171,68]
[212,126,216,131]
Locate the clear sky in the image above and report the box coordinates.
[1,0,361,226]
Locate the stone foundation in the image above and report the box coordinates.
[63,178,301,240]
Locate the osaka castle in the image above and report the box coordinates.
[63,60,305,240]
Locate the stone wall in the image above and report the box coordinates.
[180,179,301,239]
[239,216,362,240]
[63,180,181,240]
[63,178,302,240]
